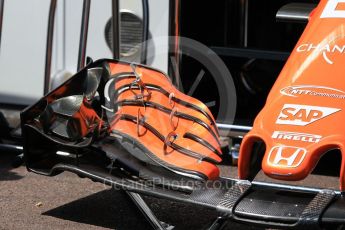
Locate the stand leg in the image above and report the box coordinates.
[207,216,228,230]
[126,191,174,230]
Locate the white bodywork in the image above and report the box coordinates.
[0,0,169,105]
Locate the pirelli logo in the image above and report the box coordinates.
[272,131,322,143]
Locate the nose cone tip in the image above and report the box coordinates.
[262,145,311,181]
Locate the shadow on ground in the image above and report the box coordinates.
[43,188,259,230]
[0,153,24,181]
[43,189,152,230]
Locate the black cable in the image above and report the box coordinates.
[44,0,57,94]
[77,0,91,71]
[111,0,120,59]
[141,0,149,64]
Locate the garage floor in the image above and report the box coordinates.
[0,151,339,230]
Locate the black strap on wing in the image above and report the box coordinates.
[115,99,221,146]
[183,132,222,157]
[109,73,218,131]
[114,114,221,164]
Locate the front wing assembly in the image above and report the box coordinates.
[21,59,345,229]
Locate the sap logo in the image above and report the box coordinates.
[272,131,322,143]
[321,0,345,18]
[280,85,345,99]
[276,104,340,126]
[268,146,307,168]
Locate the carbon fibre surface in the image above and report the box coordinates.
[299,189,335,228]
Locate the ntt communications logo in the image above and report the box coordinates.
[280,85,345,99]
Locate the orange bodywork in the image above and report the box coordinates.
[239,0,345,190]
[108,62,221,180]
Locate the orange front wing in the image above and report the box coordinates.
[106,62,222,181]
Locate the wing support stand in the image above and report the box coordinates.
[110,1,171,229]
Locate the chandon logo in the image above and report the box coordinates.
[296,39,345,64]
[280,85,345,99]
[300,0,345,63]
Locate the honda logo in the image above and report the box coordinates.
[267,146,307,168]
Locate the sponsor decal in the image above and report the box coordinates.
[280,85,345,99]
[272,131,322,143]
[296,40,345,64]
[300,0,345,63]
[320,0,345,19]
[276,104,340,126]
[268,146,307,168]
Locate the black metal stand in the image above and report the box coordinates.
[44,0,57,95]
[111,0,120,59]
[77,0,91,71]
[126,192,174,230]
[0,0,5,52]
[207,216,228,230]
[44,0,91,94]
[126,190,231,230]
[141,0,149,64]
